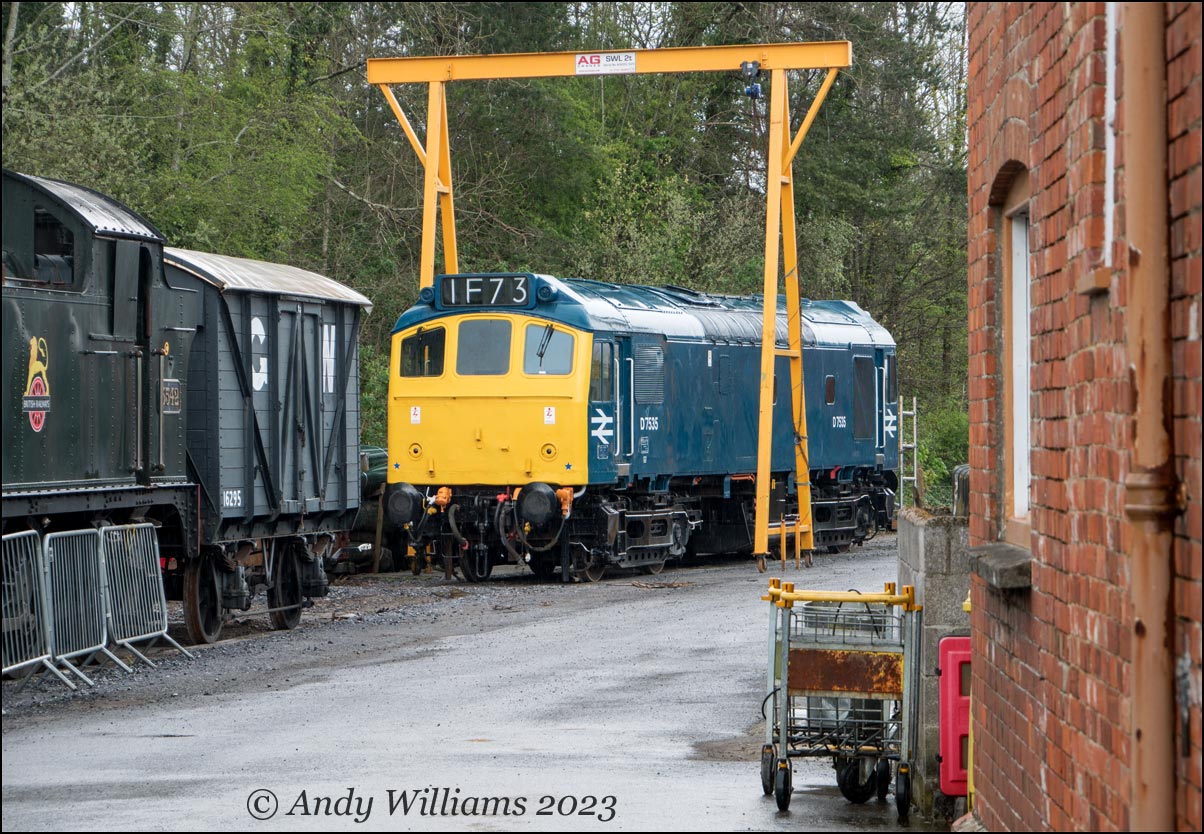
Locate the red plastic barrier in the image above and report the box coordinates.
[939,635,971,797]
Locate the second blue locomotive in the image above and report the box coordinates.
[384,272,898,580]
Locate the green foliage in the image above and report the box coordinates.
[358,340,390,447]
[2,2,970,474]
[913,400,969,509]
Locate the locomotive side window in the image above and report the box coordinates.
[33,206,75,286]
[825,375,836,405]
[853,356,876,439]
[400,327,445,377]
[457,319,511,375]
[523,323,574,375]
[886,354,898,402]
[589,341,613,399]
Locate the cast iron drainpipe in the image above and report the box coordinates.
[1121,3,1181,830]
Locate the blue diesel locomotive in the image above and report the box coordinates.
[383,272,898,581]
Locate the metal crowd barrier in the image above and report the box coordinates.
[45,530,132,685]
[101,524,193,665]
[1,531,74,689]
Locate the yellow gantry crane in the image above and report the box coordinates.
[367,42,850,568]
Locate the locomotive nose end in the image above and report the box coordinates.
[516,481,559,526]
[385,482,425,527]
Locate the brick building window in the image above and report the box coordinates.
[1001,170,1031,547]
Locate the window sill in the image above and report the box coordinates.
[969,542,1032,590]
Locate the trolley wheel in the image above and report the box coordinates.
[644,560,666,576]
[268,543,303,631]
[183,553,223,645]
[774,761,793,811]
[410,551,424,576]
[760,745,775,796]
[756,554,767,573]
[896,763,911,823]
[876,758,892,801]
[837,757,878,804]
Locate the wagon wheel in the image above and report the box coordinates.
[183,552,223,645]
[837,757,878,804]
[268,542,303,630]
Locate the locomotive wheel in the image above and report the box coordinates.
[529,557,556,581]
[268,544,303,631]
[584,561,606,582]
[183,554,223,645]
[774,761,793,811]
[643,560,666,576]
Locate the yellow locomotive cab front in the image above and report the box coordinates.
[388,313,592,488]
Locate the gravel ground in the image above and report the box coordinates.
[1,550,754,720]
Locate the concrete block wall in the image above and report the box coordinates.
[897,507,971,820]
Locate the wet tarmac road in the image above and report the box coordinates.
[2,536,947,831]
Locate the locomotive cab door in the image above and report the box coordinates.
[623,334,668,479]
[588,336,620,479]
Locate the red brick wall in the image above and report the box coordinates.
[967,3,1202,830]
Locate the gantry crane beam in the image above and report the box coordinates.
[368,42,850,84]
[369,42,850,567]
